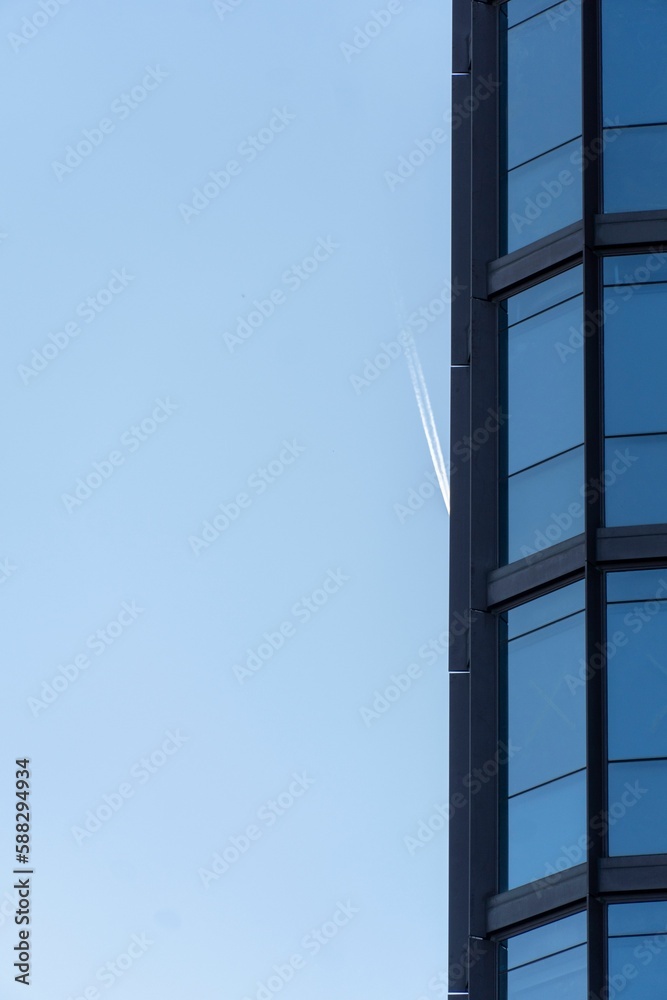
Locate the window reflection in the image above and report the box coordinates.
[502,267,583,563]
[607,571,667,856]
[501,912,587,1000]
[603,257,667,525]
[502,582,585,889]
[608,902,667,1000]
[504,0,582,251]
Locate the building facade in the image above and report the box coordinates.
[449,2,667,997]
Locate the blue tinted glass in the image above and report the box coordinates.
[609,902,667,937]
[608,603,667,760]
[609,761,667,855]
[507,446,584,563]
[605,126,667,213]
[508,265,583,326]
[508,140,583,253]
[508,580,585,639]
[607,570,667,603]
[507,4,581,169]
[605,437,667,526]
[604,253,667,286]
[507,945,586,1000]
[507,0,562,27]
[603,0,667,126]
[507,913,586,970]
[508,613,585,794]
[605,285,667,435]
[609,937,667,999]
[508,296,583,473]
[508,770,586,888]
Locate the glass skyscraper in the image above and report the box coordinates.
[449,2,667,997]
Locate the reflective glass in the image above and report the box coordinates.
[506,446,584,563]
[609,760,667,855]
[507,265,583,327]
[507,579,585,640]
[607,569,667,603]
[507,4,581,169]
[604,436,667,526]
[608,937,667,1000]
[604,125,667,213]
[506,945,586,1000]
[506,912,586,970]
[609,901,667,937]
[604,252,667,286]
[507,140,583,253]
[603,0,667,127]
[608,602,667,760]
[507,0,563,28]
[507,296,583,473]
[605,285,667,436]
[508,770,586,888]
[508,612,585,794]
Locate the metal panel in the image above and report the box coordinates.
[487,223,583,299]
[487,864,588,936]
[449,672,471,992]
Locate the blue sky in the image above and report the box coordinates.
[0,1,451,996]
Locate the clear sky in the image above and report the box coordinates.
[0,1,451,997]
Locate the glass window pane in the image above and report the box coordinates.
[507,580,585,640]
[604,125,667,213]
[608,602,667,761]
[609,901,667,937]
[609,935,667,1000]
[603,0,667,127]
[507,944,587,1000]
[506,446,584,563]
[605,285,667,436]
[507,297,583,473]
[507,912,587,970]
[507,5,581,169]
[507,140,583,253]
[609,761,667,856]
[507,0,563,28]
[604,436,667,527]
[604,252,667,286]
[508,770,586,888]
[607,570,667,604]
[508,265,583,327]
[508,613,585,794]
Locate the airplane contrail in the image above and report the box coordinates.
[404,337,450,514]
